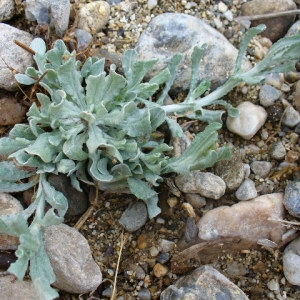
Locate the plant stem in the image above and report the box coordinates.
[162,77,241,115]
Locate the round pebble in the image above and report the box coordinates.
[226,101,267,140]
[235,178,257,201]
[250,161,272,178]
[283,181,300,218]
[153,263,168,278]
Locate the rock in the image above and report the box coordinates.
[226,101,267,140]
[294,79,300,113]
[283,181,300,218]
[77,1,110,33]
[235,178,257,201]
[0,193,23,251]
[119,201,148,232]
[47,174,88,216]
[0,92,27,125]
[153,263,168,278]
[135,13,250,91]
[0,275,40,300]
[0,0,15,22]
[147,0,158,10]
[250,160,272,178]
[184,217,199,243]
[269,141,286,160]
[264,73,285,90]
[175,171,226,200]
[283,237,300,285]
[160,265,249,299]
[241,0,297,42]
[73,29,93,51]
[185,194,206,209]
[25,0,70,37]
[259,84,282,107]
[197,193,285,244]
[286,20,300,38]
[125,264,146,280]
[214,151,245,190]
[266,103,284,123]
[138,288,152,300]
[281,106,300,128]
[0,23,34,91]
[44,224,102,294]
[158,239,176,252]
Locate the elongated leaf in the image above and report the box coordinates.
[0,137,31,155]
[186,45,208,102]
[0,161,35,181]
[164,122,224,174]
[234,24,266,73]
[0,179,38,193]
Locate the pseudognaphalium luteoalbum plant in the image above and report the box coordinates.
[0,25,300,299]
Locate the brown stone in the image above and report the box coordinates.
[0,93,27,125]
[241,0,297,42]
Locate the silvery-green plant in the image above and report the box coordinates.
[0,24,300,299]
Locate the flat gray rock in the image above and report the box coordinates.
[135,13,250,91]
[44,224,102,294]
[0,23,33,91]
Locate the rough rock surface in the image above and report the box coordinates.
[25,0,70,37]
[214,151,245,190]
[197,193,285,244]
[175,171,226,200]
[77,1,110,33]
[0,275,40,300]
[160,265,249,299]
[44,224,102,294]
[0,23,33,91]
[135,13,250,91]
[0,0,15,22]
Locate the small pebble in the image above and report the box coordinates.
[119,201,148,232]
[153,263,168,278]
[250,161,272,178]
[138,288,151,300]
[147,0,157,10]
[281,106,300,128]
[235,178,257,201]
[283,181,300,218]
[185,193,206,209]
[156,252,170,264]
[269,141,286,160]
[159,239,176,252]
[150,246,160,257]
[259,84,282,107]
